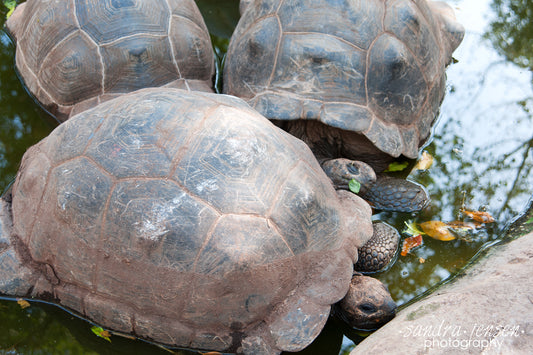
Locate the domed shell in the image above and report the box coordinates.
[6,0,215,121]
[223,0,464,158]
[11,88,372,353]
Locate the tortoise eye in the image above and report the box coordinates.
[359,303,378,314]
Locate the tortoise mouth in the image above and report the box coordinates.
[351,308,397,331]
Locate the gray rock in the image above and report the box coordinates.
[351,231,533,354]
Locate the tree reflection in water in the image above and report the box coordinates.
[485,0,533,72]
[0,0,532,354]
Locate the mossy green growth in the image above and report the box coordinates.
[406,303,441,321]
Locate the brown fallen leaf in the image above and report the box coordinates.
[401,234,423,256]
[460,209,495,223]
[419,221,456,241]
[447,220,483,230]
[17,299,30,309]
[100,330,111,338]
[91,326,112,342]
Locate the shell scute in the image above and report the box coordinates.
[272,33,367,104]
[384,0,442,83]
[84,99,175,179]
[75,0,169,44]
[174,106,291,215]
[194,215,293,277]
[367,34,427,126]
[100,35,179,94]
[28,158,113,286]
[270,162,342,254]
[224,15,281,98]
[103,179,218,272]
[277,0,384,50]
[19,1,78,70]
[40,31,102,106]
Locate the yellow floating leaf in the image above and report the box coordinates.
[419,257,425,263]
[91,326,112,342]
[401,234,423,256]
[16,299,30,309]
[419,221,456,241]
[460,209,495,223]
[403,220,425,236]
[413,151,434,171]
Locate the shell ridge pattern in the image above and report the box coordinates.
[169,13,215,82]
[91,179,118,292]
[381,30,429,87]
[22,154,53,258]
[224,13,279,94]
[255,90,371,109]
[266,218,296,257]
[364,20,383,127]
[37,29,105,102]
[190,214,222,273]
[97,31,168,48]
[35,30,88,98]
[283,31,366,52]
[164,7,183,78]
[167,103,229,218]
[360,112,378,136]
[71,1,107,95]
[17,1,76,57]
[16,49,56,108]
[265,7,284,90]
[80,117,109,157]
[166,101,219,182]
[409,0,442,53]
[270,129,326,180]
[71,0,81,27]
[264,158,299,218]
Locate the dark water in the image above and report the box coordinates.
[0,0,531,354]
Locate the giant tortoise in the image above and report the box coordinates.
[0,87,396,354]
[6,0,215,121]
[224,0,464,210]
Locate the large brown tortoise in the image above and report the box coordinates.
[5,0,215,121]
[0,88,396,354]
[224,0,464,211]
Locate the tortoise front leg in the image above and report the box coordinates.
[359,176,429,213]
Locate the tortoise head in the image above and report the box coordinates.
[334,273,396,330]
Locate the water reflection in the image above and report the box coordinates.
[0,1,56,191]
[0,0,532,354]
[485,0,533,71]
[374,0,533,309]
